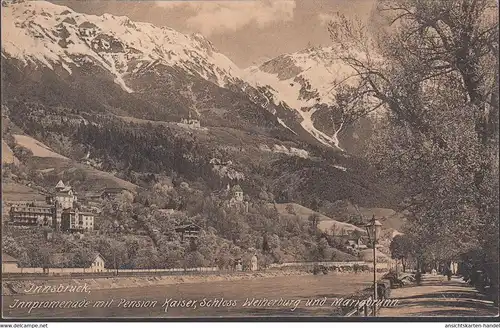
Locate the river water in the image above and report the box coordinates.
[3,272,373,318]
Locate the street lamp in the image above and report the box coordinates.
[365,215,383,316]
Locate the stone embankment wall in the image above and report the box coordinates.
[2,269,310,296]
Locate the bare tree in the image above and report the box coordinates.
[327,0,499,274]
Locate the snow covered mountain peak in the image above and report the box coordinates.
[242,46,360,149]
[2,1,359,150]
[2,0,241,92]
[244,46,357,110]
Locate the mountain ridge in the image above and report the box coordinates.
[1,0,361,150]
[1,0,403,212]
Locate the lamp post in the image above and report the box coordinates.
[365,215,382,316]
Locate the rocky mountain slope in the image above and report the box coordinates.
[0,1,410,271]
[244,47,380,153]
[244,47,350,147]
[1,0,403,212]
[1,0,332,148]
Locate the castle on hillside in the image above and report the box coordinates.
[229,184,244,203]
[224,184,249,213]
[9,180,95,233]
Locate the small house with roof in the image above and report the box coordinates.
[180,111,201,128]
[175,223,201,242]
[89,253,106,272]
[100,187,128,200]
[345,237,368,252]
[231,185,244,202]
[49,252,106,272]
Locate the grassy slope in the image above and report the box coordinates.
[9,134,138,193]
[2,140,19,165]
[322,199,406,233]
[13,134,67,159]
[270,202,366,234]
[25,157,138,193]
[357,207,406,232]
[2,182,46,201]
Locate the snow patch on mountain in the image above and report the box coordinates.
[276,117,297,135]
[259,144,309,159]
[244,47,359,107]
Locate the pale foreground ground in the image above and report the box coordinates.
[3,272,373,318]
[3,272,498,318]
[379,274,499,317]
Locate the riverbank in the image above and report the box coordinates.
[2,269,316,296]
[3,272,376,318]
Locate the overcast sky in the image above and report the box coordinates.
[52,0,375,68]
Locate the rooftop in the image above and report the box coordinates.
[80,211,95,216]
[231,185,243,192]
[55,180,65,189]
[10,205,53,212]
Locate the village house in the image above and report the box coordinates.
[175,223,201,242]
[181,118,201,128]
[345,237,368,253]
[180,111,201,128]
[226,184,249,213]
[89,253,106,272]
[231,185,244,202]
[100,187,128,200]
[49,252,106,273]
[78,192,104,214]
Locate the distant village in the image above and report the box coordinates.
[3,176,384,275]
[6,179,249,233]
[2,179,264,274]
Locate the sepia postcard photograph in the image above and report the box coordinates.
[1,0,499,323]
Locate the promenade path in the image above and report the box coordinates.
[379,274,499,317]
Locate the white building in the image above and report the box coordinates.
[225,184,249,212]
[48,180,77,209]
[231,185,244,202]
[61,208,95,232]
[89,253,106,272]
